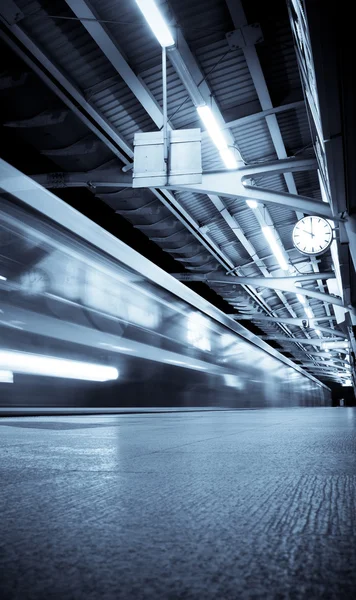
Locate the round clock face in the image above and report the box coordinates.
[19,268,49,295]
[292,216,333,255]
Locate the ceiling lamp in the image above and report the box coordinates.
[246,200,258,209]
[261,226,289,271]
[135,0,175,48]
[197,105,238,170]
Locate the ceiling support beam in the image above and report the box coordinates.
[225,0,338,330]
[227,315,336,325]
[225,0,302,198]
[260,337,347,347]
[167,173,335,218]
[305,366,350,372]
[63,0,164,129]
[301,361,350,368]
[173,273,336,283]
[208,194,300,323]
[172,272,347,308]
[0,24,133,164]
[32,163,335,218]
[228,315,345,338]
[304,326,346,338]
[32,157,316,188]
[305,369,350,376]
[306,351,349,358]
[239,157,317,179]
[219,101,305,132]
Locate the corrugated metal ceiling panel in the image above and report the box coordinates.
[276,106,313,155]
[12,0,335,352]
[174,190,217,224]
[293,170,322,199]
[253,173,287,193]
[256,18,302,106]
[231,118,277,163]
[139,63,197,130]
[195,40,259,112]
[17,0,115,91]
[91,79,154,144]
[201,137,226,171]
[169,0,234,51]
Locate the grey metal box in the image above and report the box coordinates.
[133,129,202,188]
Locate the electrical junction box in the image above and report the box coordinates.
[133,128,202,188]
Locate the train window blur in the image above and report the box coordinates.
[0,370,14,383]
[0,185,330,408]
[187,312,211,351]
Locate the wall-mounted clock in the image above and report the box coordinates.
[292,216,333,256]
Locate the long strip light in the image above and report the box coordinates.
[197,105,238,170]
[296,284,317,328]
[246,200,258,209]
[135,3,236,169]
[261,226,289,271]
[322,340,349,351]
[297,293,306,305]
[304,306,314,319]
[0,350,119,381]
[135,0,175,47]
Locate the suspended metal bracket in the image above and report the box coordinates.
[132,129,202,188]
[32,156,344,220]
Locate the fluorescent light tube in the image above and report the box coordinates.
[0,275,6,281]
[304,306,313,319]
[261,226,289,271]
[135,0,175,47]
[297,293,306,305]
[246,200,258,209]
[315,329,321,336]
[0,350,119,382]
[197,105,237,169]
[219,148,238,169]
[197,105,227,150]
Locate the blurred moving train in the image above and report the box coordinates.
[0,159,331,409]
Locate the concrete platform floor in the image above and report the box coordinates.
[1,407,356,599]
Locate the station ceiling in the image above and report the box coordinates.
[0,0,354,388]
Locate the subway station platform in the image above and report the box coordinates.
[1,407,356,599]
